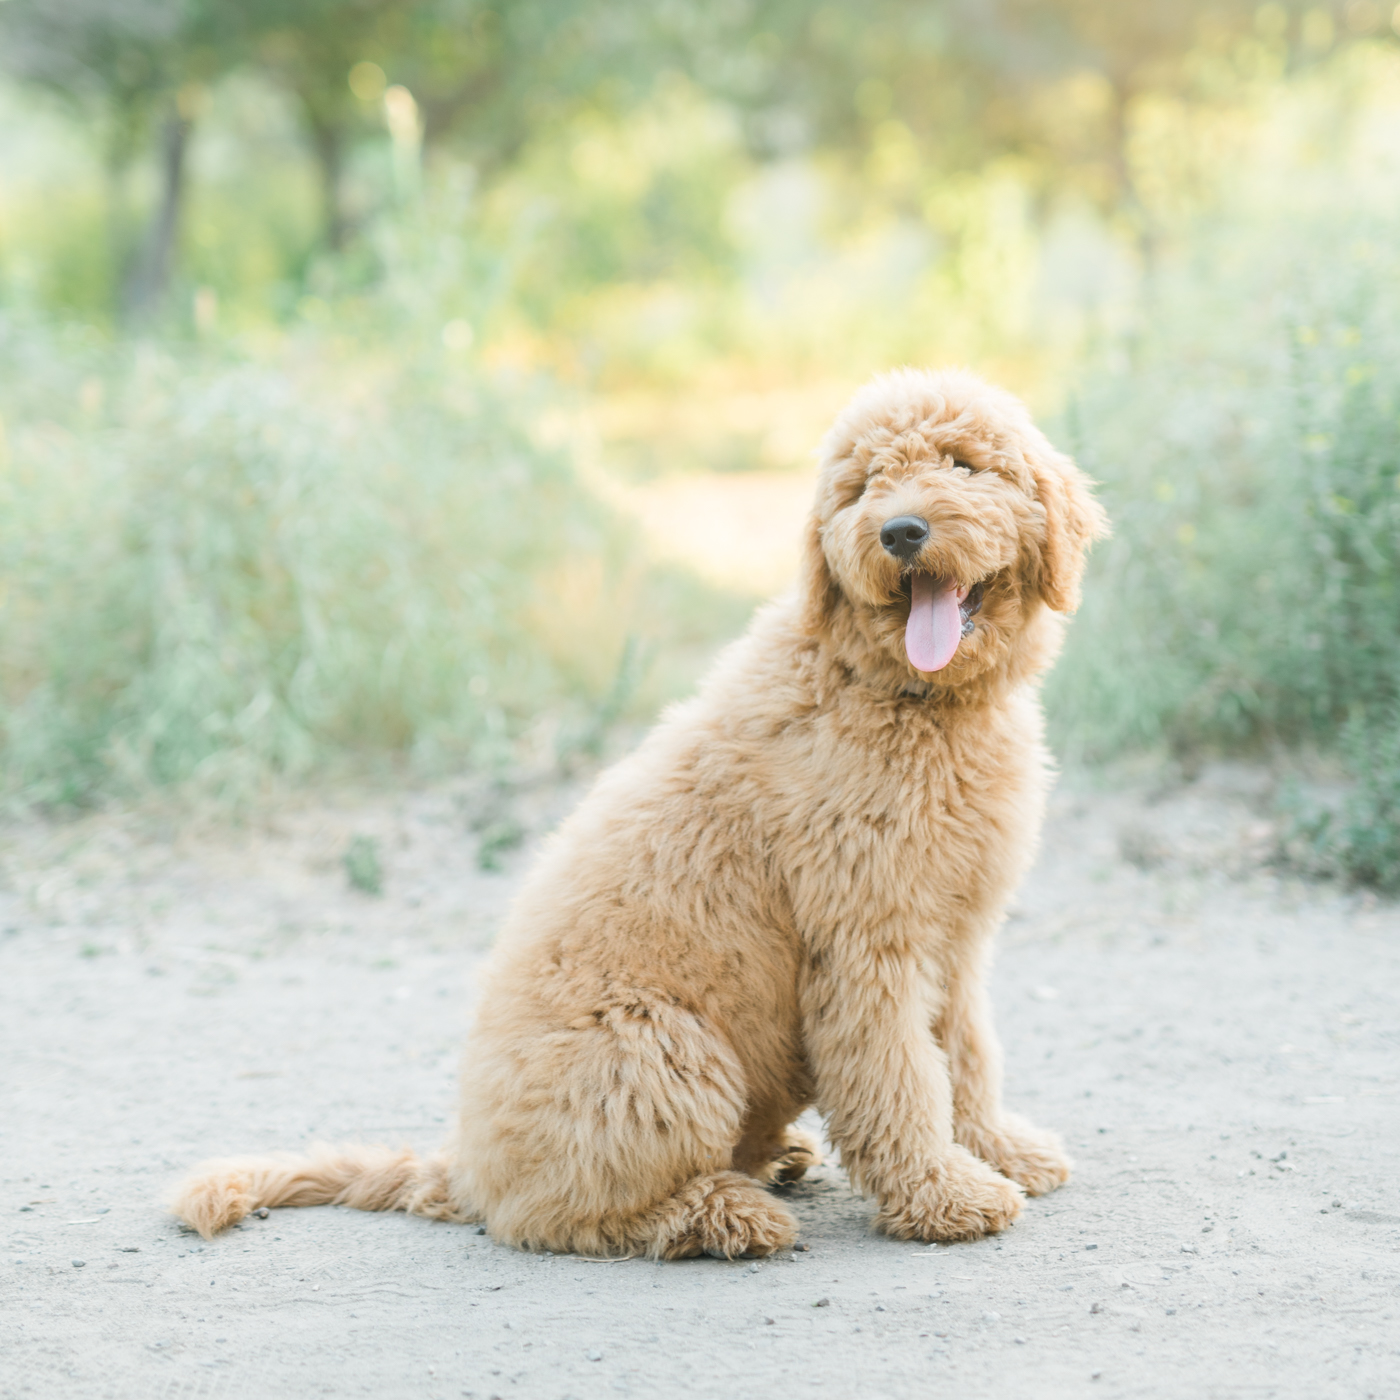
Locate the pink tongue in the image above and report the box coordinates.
[905,575,968,673]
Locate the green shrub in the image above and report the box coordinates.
[1046,217,1400,767]
[1330,711,1400,893]
[0,312,736,806]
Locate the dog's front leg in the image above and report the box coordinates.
[938,951,1072,1196]
[800,939,1024,1242]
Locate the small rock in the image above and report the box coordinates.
[1084,1243,1097,1250]
[747,1263,760,1274]
[71,1259,85,1268]
[813,1297,830,1308]
[1180,1244,1198,1254]
[793,1242,809,1252]
[586,1349,602,1362]
[476,1227,488,1236]
[763,1317,775,1325]
[1091,1371,1102,1380]
[18,1206,31,1213]
[1090,1302,1104,1314]
[982,1311,1000,1323]
[1014,1336,1027,1345]
[254,1207,270,1219]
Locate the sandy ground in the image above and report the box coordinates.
[2,763,1399,1400]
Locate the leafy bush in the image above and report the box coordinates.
[1046,215,1400,768]
[1329,712,1400,893]
[0,312,735,806]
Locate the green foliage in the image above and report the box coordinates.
[1280,711,1400,893]
[1331,711,1400,893]
[343,834,383,893]
[0,300,734,806]
[1046,212,1400,766]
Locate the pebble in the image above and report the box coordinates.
[71,1259,85,1268]
[982,1311,1000,1323]
[813,1297,830,1308]
[586,1349,602,1361]
[763,1317,775,1325]
[476,1227,487,1236]
[793,1242,809,1252]
[253,1208,270,1219]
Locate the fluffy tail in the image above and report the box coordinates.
[170,1144,474,1239]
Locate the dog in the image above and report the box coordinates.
[173,367,1107,1258]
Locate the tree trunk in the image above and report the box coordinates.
[120,101,193,328]
[307,114,348,252]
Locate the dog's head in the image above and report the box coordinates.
[800,368,1108,691]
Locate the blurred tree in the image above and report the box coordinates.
[664,0,1342,218]
[245,0,649,252]
[0,0,245,324]
[241,0,395,253]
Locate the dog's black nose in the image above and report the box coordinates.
[879,515,929,561]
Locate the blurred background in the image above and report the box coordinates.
[0,0,1398,887]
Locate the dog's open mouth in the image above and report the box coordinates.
[902,576,985,673]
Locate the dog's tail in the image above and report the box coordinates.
[170,1144,473,1240]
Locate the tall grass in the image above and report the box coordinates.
[1044,202,1400,885]
[0,309,739,806]
[1048,215,1400,762]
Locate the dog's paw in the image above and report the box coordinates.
[874,1146,1024,1243]
[756,1128,824,1186]
[958,1113,1072,1197]
[652,1172,800,1260]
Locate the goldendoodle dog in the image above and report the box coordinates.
[174,367,1107,1258]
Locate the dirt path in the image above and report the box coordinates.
[2,765,1398,1400]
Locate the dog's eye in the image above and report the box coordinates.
[952,459,974,473]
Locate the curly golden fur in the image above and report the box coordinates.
[172,367,1108,1258]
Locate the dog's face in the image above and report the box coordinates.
[802,369,1107,689]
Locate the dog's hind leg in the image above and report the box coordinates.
[171,1144,476,1239]
[633,1170,798,1259]
[458,990,797,1257]
[733,1105,823,1185]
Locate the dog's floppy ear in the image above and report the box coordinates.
[797,514,841,634]
[1027,445,1109,614]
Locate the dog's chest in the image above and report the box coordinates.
[776,691,1046,923]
